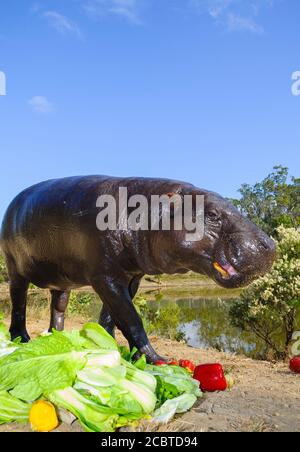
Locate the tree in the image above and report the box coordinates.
[229,227,300,360]
[232,166,300,237]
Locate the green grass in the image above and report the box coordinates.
[144,272,208,284]
[140,286,241,300]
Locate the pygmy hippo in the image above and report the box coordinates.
[0,176,276,362]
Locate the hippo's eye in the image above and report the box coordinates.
[206,211,221,222]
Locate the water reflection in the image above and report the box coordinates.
[141,296,267,359]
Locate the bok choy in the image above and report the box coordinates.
[0,391,31,425]
[0,319,201,431]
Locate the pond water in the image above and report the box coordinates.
[132,292,300,360]
[135,294,267,359]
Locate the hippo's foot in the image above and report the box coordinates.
[136,342,168,364]
[10,330,30,343]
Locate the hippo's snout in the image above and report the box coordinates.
[228,231,276,274]
[213,230,277,288]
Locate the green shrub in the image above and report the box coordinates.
[68,292,93,315]
[230,227,300,360]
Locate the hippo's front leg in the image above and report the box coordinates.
[93,277,165,363]
[99,306,116,338]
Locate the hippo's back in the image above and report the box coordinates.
[0,176,122,287]
[0,175,192,288]
[1,176,116,243]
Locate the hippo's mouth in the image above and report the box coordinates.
[213,261,239,281]
[210,258,259,289]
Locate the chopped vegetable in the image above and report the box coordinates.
[29,400,59,432]
[193,364,228,392]
[179,360,196,373]
[155,360,168,366]
[0,391,31,425]
[290,357,300,374]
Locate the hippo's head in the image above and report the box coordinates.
[196,191,276,288]
[155,188,276,288]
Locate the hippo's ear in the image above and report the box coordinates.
[166,191,185,198]
[166,190,205,220]
[165,192,184,219]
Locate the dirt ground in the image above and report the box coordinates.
[1,317,300,433]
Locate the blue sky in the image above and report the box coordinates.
[0,0,299,218]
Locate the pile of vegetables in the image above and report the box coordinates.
[0,318,201,432]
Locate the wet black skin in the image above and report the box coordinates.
[0,176,276,362]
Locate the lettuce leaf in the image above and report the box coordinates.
[48,388,120,432]
[0,331,87,402]
[145,364,202,406]
[76,362,157,415]
[152,394,197,424]
[80,323,119,351]
[0,315,19,359]
[0,391,31,424]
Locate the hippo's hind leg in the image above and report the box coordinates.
[9,274,30,343]
[94,276,165,363]
[99,276,141,338]
[49,290,70,332]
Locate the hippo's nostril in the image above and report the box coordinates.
[258,238,276,259]
[259,241,270,251]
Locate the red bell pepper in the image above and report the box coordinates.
[179,360,196,373]
[193,364,228,392]
[168,360,180,366]
[290,357,300,374]
[155,360,168,366]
